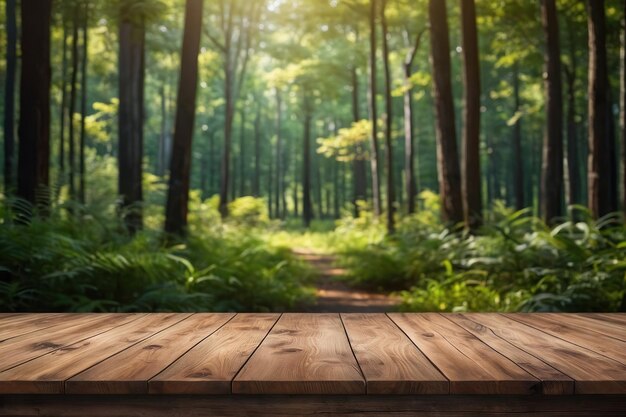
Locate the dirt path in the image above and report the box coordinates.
[293,247,400,313]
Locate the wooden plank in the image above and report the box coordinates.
[341,313,448,394]
[0,313,189,394]
[576,313,626,328]
[66,313,234,394]
[0,313,96,342]
[388,313,539,394]
[507,313,626,364]
[3,395,626,417]
[233,313,365,394]
[150,313,280,394]
[0,313,141,372]
[445,314,574,395]
[537,313,626,342]
[466,313,626,394]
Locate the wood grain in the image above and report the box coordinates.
[388,313,539,394]
[150,313,280,394]
[538,313,626,341]
[575,313,626,327]
[67,313,234,394]
[445,313,574,395]
[0,313,188,394]
[466,313,626,394]
[0,313,94,342]
[506,313,626,364]
[233,313,365,394]
[0,313,141,372]
[341,313,448,394]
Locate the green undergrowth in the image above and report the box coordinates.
[330,192,626,312]
[0,195,314,312]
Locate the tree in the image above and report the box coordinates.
[402,28,425,215]
[68,4,80,201]
[380,0,395,234]
[17,0,52,213]
[368,0,382,217]
[118,5,147,233]
[204,0,263,218]
[622,0,626,216]
[3,0,17,194]
[460,0,482,229]
[540,0,564,223]
[79,2,89,204]
[303,97,313,227]
[587,0,615,218]
[164,0,203,236]
[428,0,464,224]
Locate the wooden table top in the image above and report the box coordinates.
[0,312,624,396]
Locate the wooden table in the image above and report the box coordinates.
[0,313,625,416]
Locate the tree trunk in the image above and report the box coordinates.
[403,63,416,215]
[622,0,626,216]
[158,85,167,176]
[274,90,282,218]
[368,0,381,217]
[351,66,367,216]
[17,0,52,213]
[587,0,615,218]
[253,104,261,196]
[428,0,464,224]
[164,0,203,235]
[381,0,395,234]
[565,66,581,209]
[79,3,89,205]
[4,0,17,194]
[57,21,69,199]
[460,0,482,229]
[239,110,246,196]
[118,16,146,234]
[540,0,564,223]
[68,6,80,202]
[303,101,313,227]
[512,65,525,211]
[219,63,235,217]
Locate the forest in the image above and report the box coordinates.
[1,0,625,313]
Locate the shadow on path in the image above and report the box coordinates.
[293,247,400,313]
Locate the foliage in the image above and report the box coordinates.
[331,193,626,312]
[0,196,313,313]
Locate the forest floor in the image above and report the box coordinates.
[293,247,400,313]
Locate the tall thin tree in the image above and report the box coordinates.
[68,5,80,201]
[17,0,53,212]
[428,0,464,224]
[368,0,381,217]
[118,6,147,233]
[540,0,564,223]
[165,0,204,236]
[460,0,482,229]
[622,0,626,216]
[3,0,17,194]
[587,0,615,218]
[79,2,89,204]
[380,0,395,234]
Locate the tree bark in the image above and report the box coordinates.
[4,0,17,194]
[403,29,424,215]
[622,0,626,216]
[79,3,89,205]
[540,0,564,223]
[351,66,367,216]
[274,90,282,218]
[460,0,482,229]
[380,0,395,234]
[57,21,69,199]
[368,0,381,217]
[512,64,525,211]
[118,15,146,234]
[253,104,261,197]
[164,0,203,236]
[303,99,313,227]
[17,0,52,213]
[428,0,464,224]
[587,0,615,218]
[239,109,246,196]
[68,6,80,202]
